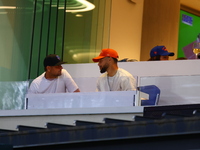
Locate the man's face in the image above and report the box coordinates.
[47,65,63,78]
[98,57,110,73]
[160,55,169,61]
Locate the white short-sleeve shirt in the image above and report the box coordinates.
[28,69,79,94]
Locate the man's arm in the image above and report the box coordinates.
[121,76,137,91]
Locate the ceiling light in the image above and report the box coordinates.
[76,14,83,17]
[65,0,95,13]
[0,6,16,9]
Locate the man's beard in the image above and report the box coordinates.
[100,63,109,73]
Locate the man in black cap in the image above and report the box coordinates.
[28,54,80,94]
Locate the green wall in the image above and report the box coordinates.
[178,10,200,58]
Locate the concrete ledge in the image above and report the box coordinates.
[0,106,144,117]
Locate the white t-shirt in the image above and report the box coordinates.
[96,68,136,91]
[28,69,79,94]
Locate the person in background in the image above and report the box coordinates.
[148,45,174,61]
[28,54,80,94]
[92,48,136,91]
[176,57,187,60]
[197,53,200,59]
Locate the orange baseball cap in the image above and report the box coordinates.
[92,48,119,62]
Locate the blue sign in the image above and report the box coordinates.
[182,14,193,26]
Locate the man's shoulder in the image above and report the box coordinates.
[118,68,133,76]
[61,69,67,73]
[60,69,71,78]
[118,68,131,73]
[100,73,107,77]
[97,73,107,81]
[31,73,45,84]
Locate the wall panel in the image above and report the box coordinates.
[140,0,180,61]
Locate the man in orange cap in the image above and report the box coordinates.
[92,48,136,91]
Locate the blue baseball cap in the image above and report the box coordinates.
[150,46,174,57]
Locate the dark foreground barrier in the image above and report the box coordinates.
[1,104,200,150]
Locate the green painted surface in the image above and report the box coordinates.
[178,10,200,58]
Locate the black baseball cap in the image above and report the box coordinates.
[43,54,66,67]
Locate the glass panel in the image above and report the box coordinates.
[0,75,138,110]
[29,0,111,79]
[0,0,34,81]
[63,0,111,63]
[0,0,112,80]
[26,91,136,109]
[30,0,44,78]
[139,75,200,106]
[0,81,30,110]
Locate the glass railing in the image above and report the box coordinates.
[26,91,136,109]
[0,80,30,110]
[0,76,138,110]
[1,74,200,110]
[139,75,200,106]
